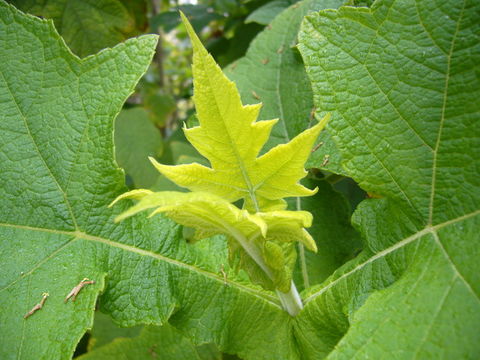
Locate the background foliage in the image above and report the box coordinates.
[0,0,478,359]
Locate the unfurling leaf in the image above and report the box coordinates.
[113,12,327,305]
[151,12,329,213]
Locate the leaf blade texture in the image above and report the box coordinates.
[0,3,299,359]
[297,0,480,357]
[153,12,328,213]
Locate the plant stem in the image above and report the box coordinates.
[296,197,310,289]
[230,228,304,316]
[276,282,303,316]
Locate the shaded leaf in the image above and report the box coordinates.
[10,0,145,57]
[78,324,221,360]
[115,108,163,189]
[292,178,362,290]
[151,4,222,34]
[245,0,299,25]
[87,312,142,351]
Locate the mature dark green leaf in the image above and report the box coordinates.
[0,3,299,360]
[245,0,299,25]
[114,108,163,189]
[79,321,220,360]
[0,1,156,357]
[151,4,223,34]
[297,0,480,357]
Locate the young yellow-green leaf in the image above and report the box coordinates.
[112,14,326,302]
[111,191,268,240]
[112,189,316,292]
[152,12,329,213]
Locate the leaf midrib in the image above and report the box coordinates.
[197,53,260,211]
[0,70,79,230]
[303,209,480,304]
[428,0,466,225]
[0,222,281,308]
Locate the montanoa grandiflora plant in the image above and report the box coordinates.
[111,13,328,316]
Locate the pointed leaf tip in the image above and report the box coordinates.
[180,11,203,51]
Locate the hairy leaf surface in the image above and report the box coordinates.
[0,3,299,360]
[297,0,480,357]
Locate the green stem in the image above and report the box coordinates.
[230,228,303,316]
[276,283,303,317]
[296,197,310,289]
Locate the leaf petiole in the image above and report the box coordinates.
[229,226,303,316]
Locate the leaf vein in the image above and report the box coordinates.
[431,230,479,302]
[0,222,281,308]
[0,70,79,230]
[304,209,480,303]
[428,0,466,224]
[412,274,456,359]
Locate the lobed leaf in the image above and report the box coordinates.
[0,3,299,359]
[152,12,329,213]
[297,0,480,357]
